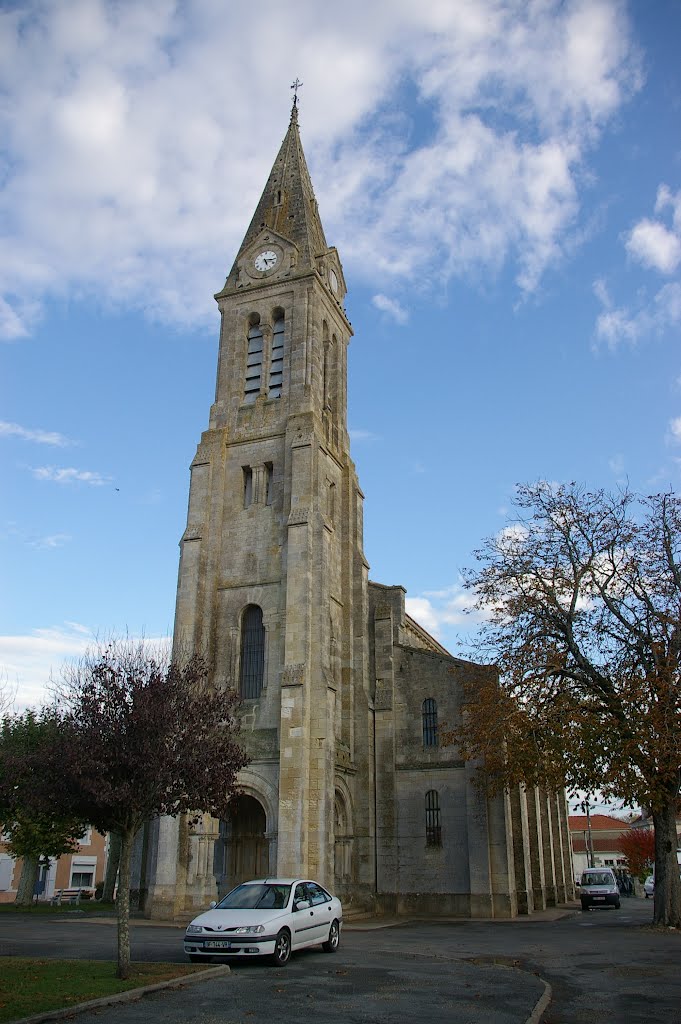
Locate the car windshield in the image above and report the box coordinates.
[216,883,291,910]
[581,872,612,886]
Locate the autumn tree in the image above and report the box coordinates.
[0,711,86,905]
[452,483,681,928]
[47,639,249,978]
[617,828,656,881]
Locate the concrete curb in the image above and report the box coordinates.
[525,979,552,1024]
[8,964,230,1024]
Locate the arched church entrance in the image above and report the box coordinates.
[214,794,269,896]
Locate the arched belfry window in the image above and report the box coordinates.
[245,319,263,404]
[240,605,265,698]
[422,698,438,747]
[269,312,284,398]
[425,790,442,846]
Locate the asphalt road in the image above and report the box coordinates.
[1,898,679,1024]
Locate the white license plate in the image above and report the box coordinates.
[204,940,232,948]
[593,896,605,901]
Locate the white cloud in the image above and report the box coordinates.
[608,453,625,477]
[0,623,172,711]
[668,417,681,445]
[594,279,681,349]
[0,623,95,711]
[406,581,488,642]
[0,296,30,340]
[626,219,681,274]
[29,533,72,549]
[372,293,408,324]
[0,420,73,446]
[0,0,640,337]
[599,184,681,347]
[349,428,381,442]
[31,466,111,485]
[655,184,681,234]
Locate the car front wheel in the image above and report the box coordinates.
[581,902,589,912]
[272,929,291,965]
[322,919,340,953]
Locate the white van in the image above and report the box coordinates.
[579,868,620,911]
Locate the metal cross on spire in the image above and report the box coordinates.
[291,77,303,108]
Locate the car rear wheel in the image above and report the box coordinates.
[322,919,340,953]
[271,929,291,965]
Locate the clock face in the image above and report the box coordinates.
[329,268,339,293]
[254,250,278,272]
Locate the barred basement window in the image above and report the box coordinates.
[422,697,438,747]
[269,313,285,398]
[244,321,263,403]
[240,605,265,699]
[425,790,442,846]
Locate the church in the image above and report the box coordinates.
[144,101,573,920]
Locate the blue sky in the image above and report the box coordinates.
[1,0,680,713]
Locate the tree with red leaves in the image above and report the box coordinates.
[48,639,249,979]
[617,828,655,880]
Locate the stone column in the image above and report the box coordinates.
[539,789,557,907]
[465,760,493,918]
[487,790,517,918]
[510,786,534,914]
[146,815,182,920]
[526,787,547,911]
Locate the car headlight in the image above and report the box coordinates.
[186,924,203,934]
[232,925,265,934]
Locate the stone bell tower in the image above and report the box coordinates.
[147,101,373,918]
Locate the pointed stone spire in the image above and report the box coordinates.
[229,100,328,274]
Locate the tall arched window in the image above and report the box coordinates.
[244,321,263,403]
[240,605,265,698]
[425,790,442,846]
[269,313,284,398]
[422,698,438,747]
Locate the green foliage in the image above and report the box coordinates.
[3,813,82,861]
[0,710,87,863]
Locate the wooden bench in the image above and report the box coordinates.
[50,888,88,905]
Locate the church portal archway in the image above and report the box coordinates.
[215,794,269,895]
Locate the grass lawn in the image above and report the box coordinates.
[0,901,117,916]
[0,958,210,1022]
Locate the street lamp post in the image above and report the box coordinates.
[574,796,595,868]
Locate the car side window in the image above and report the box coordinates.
[306,882,330,906]
[294,884,307,906]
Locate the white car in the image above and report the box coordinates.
[184,878,343,965]
[644,875,654,898]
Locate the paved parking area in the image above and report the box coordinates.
[2,899,679,1024]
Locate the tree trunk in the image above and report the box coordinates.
[15,855,39,906]
[103,831,121,902]
[116,828,133,979]
[652,796,681,928]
